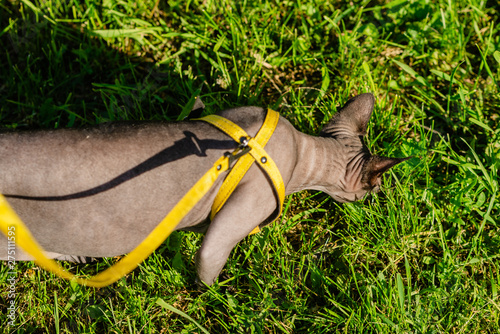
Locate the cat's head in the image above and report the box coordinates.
[320,93,410,203]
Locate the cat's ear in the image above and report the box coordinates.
[321,93,375,137]
[363,156,410,188]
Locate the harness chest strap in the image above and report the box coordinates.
[199,108,285,234]
[0,108,284,287]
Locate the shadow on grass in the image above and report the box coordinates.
[0,1,205,129]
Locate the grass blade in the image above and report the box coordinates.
[156,298,210,334]
[54,291,60,334]
[362,62,376,92]
[391,59,430,87]
[397,273,405,313]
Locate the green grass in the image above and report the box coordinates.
[1,0,499,332]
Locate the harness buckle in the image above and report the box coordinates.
[224,136,251,166]
[239,136,249,148]
[226,145,251,166]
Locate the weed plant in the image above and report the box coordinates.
[0,0,499,332]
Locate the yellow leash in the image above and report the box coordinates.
[0,109,283,287]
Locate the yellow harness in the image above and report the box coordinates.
[0,109,284,287]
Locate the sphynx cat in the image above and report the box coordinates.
[0,93,408,285]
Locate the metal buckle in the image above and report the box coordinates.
[225,136,251,165]
[239,136,249,148]
[226,145,251,166]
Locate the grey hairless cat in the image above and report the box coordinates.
[0,93,409,285]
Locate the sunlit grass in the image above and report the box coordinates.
[1,0,499,332]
